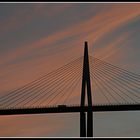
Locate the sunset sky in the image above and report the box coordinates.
[1,2,140,137]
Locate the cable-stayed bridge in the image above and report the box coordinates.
[1,42,140,137]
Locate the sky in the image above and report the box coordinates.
[0,2,140,137]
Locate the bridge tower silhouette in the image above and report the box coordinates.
[2,41,140,137]
[80,41,93,137]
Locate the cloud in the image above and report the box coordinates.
[0,3,140,137]
[1,3,140,68]
[0,114,68,137]
[0,3,73,36]
[0,3,140,104]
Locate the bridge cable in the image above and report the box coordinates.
[91,62,140,102]
[90,76,111,105]
[91,72,120,104]
[91,66,136,104]
[1,57,83,108]
[0,56,83,103]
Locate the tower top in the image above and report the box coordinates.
[85,41,88,47]
[84,41,88,55]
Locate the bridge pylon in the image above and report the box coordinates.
[80,41,93,137]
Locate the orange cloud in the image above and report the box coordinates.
[0,114,70,137]
[0,3,139,97]
[94,32,130,60]
[1,3,140,67]
[0,3,140,136]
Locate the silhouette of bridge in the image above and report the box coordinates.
[1,41,140,137]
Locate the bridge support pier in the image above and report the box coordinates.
[87,111,93,137]
[80,41,93,137]
[80,112,86,137]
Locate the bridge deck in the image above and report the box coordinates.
[0,104,140,115]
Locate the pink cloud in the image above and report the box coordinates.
[0,4,140,136]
